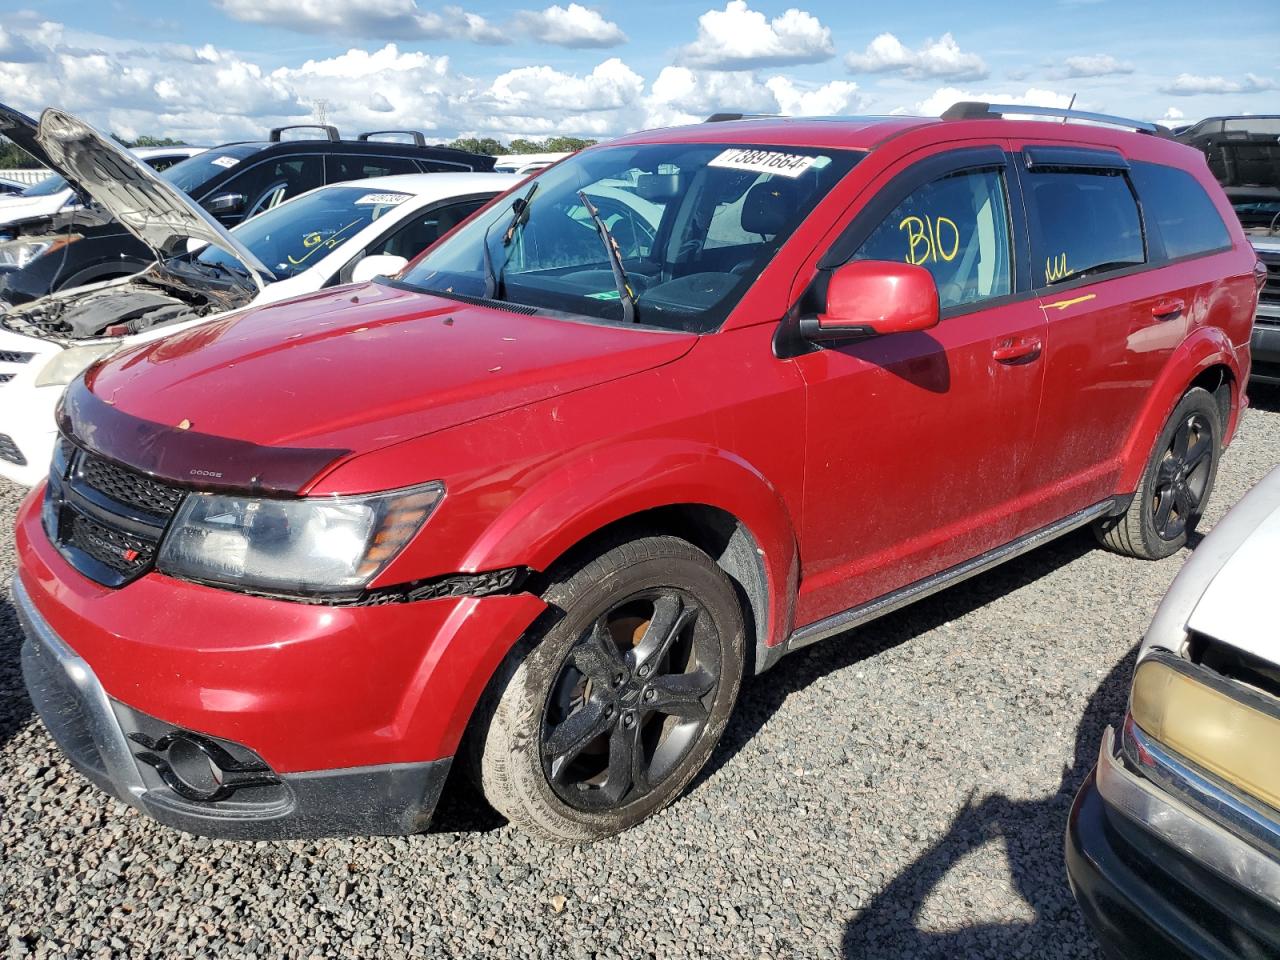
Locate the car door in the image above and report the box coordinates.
[792,144,1047,625]
[206,155,324,226]
[1011,145,1177,527]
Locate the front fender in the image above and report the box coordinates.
[460,437,800,654]
[1117,326,1244,493]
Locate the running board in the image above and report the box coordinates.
[785,499,1118,653]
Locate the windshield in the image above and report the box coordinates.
[162,144,264,193]
[21,173,69,197]
[196,185,413,280]
[398,142,859,332]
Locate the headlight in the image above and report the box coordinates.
[157,482,444,595]
[35,343,120,387]
[1131,655,1280,811]
[0,235,80,270]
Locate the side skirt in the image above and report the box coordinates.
[757,497,1120,671]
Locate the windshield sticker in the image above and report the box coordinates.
[708,148,818,179]
[210,156,240,169]
[901,215,960,266]
[355,192,411,206]
[586,289,622,300]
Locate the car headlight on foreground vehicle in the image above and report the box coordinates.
[1130,654,1280,810]
[156,482,444,595]
[35,343,119,387]
[0,235,79,270]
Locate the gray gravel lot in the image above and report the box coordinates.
[2,387,1278,959]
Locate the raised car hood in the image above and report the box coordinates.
[62,282,696,493]
[0,101,52,168]
[1185,493,1280,666]
[23,105,270,289]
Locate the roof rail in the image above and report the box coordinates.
[358,130,428,147]
[269,124,341,143]
[703,112,782,123]
[941,101,1169,137]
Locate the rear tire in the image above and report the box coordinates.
[1095,386,1222,559]
[471,535,745,842]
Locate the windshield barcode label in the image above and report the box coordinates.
[708,148,817,178]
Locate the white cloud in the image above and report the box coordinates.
[1059,54,1133,79]
[515,4,626,48]
[846,33,987,81]
[642,65,864,127]
[0,24,42,63]
[1159,72,1277,95]
[1159,106,1185,124]
[213,0,507,44]
[678,1,834,70]
[486,58,644,112]
[914,86,1074,117]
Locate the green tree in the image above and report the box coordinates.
[0,134,40,169]
[447,136,505,155]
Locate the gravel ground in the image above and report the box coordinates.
[2,386,1278,960]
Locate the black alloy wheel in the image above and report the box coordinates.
[1151,412,1214,541]
[540,590,719,811]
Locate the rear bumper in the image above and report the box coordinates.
[1251,315,1280,384]
[16,576,452,839]
[1066,728,1280,959]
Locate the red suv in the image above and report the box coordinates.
[14,103,1261,841]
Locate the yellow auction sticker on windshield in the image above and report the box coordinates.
[708,148,818,178]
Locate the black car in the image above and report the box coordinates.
[0,104,494,306]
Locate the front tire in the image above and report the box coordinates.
[1095,386,1222,559]
[472,535,745,842]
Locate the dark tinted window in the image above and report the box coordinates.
[1026,170,1144,286]
[367,199,490,260]
[327,154,419,183]
[162,144,264,193]
[416,158,480,172]
[851,168,1012,310]
[146,153,191,173]
[220,155,325,218]
[1130,162,1232,260]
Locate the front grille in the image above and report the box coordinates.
[1262,253,1280,307]
[45,441,187,587]
[0,433,24,466]
[80,454,186,516]
[0,350,33,364]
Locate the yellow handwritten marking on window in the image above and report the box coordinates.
[288,219,364,267]
[900,215,960,266]
[1045,252,1073,284]
[1044,293,1097,311]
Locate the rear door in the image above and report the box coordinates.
[792,143,1047,624]
[1013,146,1184,527]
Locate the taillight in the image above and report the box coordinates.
[1257,260,1269,293]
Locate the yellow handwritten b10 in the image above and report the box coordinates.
[900,215,960,266]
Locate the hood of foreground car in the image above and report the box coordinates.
[1184,477,1280,665]
[3,102,272,289]
[61,281,696,493]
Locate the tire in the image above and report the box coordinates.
[471,535,745,842]
[1095,386,1222,560]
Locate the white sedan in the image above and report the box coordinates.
[0,170,520,485]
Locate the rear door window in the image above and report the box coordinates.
[327,154,420,183]
[1129,162,1232,260]
[1024,170,1144,287]
[367,199,490,260]
[850,168,1013,311]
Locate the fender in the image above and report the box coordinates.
[1117,326,1244,493]
[460,437,801,657]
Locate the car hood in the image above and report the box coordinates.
[61,281,696,494]
[4,102,270,290]
[1185,494,1280,666]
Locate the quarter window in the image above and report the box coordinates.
[850,168,1012,311]
[1025,170,1144,287]
[1129,162,1231,260]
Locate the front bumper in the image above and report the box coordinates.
[16,576,452,839]
[1066,728,1280,959]
[1251,312,1280,384]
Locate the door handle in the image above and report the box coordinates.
[993,336,1043,364]
[1151,298,1185,321]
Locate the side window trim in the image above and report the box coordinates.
[815,145,1032,316]
[1011,151,1149,294]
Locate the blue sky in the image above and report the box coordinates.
[0,0,1276,144]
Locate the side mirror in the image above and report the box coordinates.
[206,193,246,216]
[350,254,408,284]
[800,260,940,342]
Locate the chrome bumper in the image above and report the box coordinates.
[1095,725,1280,910]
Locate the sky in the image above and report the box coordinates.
[0,0,1276,146]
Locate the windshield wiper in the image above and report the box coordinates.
[481,182,539,299]
[577,190,638,324]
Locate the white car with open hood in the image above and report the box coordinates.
[0,110,520,485]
